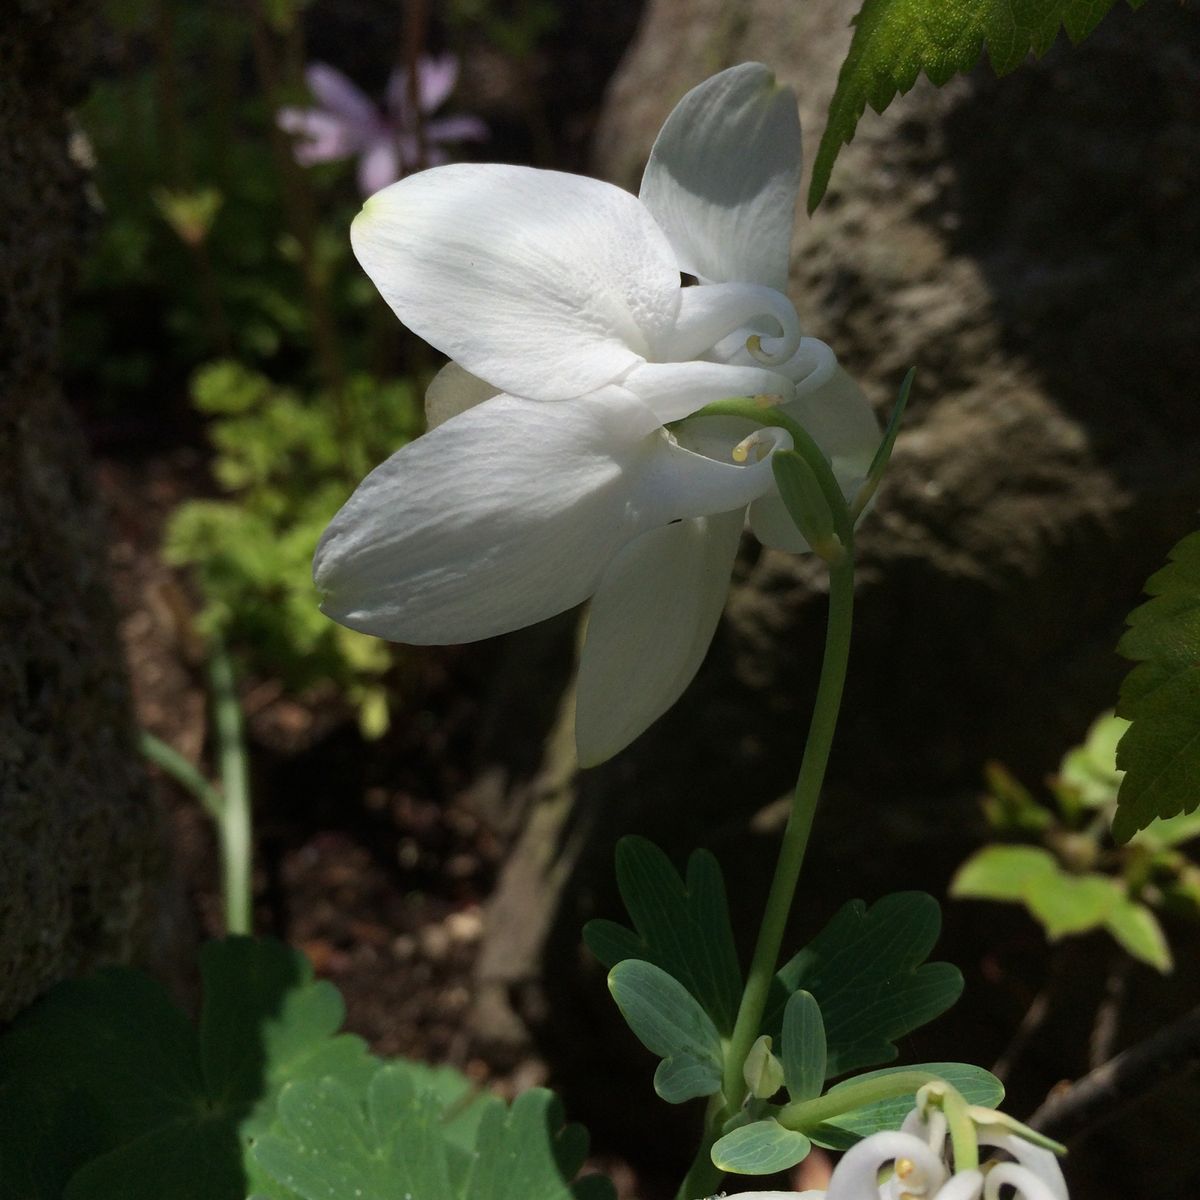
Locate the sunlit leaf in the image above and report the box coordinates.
[810,0,1148,211]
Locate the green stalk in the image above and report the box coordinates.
[721,550,855,1107]
[674,547,856,1200]
[777,1071,943,1131]
[209,640,253,935]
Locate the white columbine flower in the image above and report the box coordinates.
[730,1104,1068,1200]
[314,63,880,764]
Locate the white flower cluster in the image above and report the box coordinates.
[733,1103,1067,1200]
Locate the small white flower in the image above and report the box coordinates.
[315,63,880,764]
[729,1104,1068,1200]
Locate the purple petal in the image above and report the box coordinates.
[424,114,488,145]
[305,62,378,128]
[277,107,360,163]
[417,54,459,113]
[357,137,401,196]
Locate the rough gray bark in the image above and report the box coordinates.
[0,0,165,1020]
[468,1,1200,1192]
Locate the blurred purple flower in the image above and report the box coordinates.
[277,56,487,196]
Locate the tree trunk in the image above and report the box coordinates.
[0,0,166,1020]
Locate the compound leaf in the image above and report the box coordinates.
[607,960,724,1103]
[584,836,741,1034]
[1113,530,1200,841]
[766,893,962,1077]
[810,0,1148,211]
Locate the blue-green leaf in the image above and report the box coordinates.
[781,991,826,1102]
[584,837,742,1034]
[767,893,962,1077]
[710,1120,812,1175]
[607,960,724,1103]
[1113,530,1200,841]
[807,1062,1004,1149]
[810,0,1148,211]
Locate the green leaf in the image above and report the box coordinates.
[1104,896,1172,973]
[1113,530,1200,841]
[952,844,1119,937]
[809,0,1148,211]
[583,836,742,1034]
[1058,711,1129,810]
[254,1072,610,1200]
[781,991,827,1103]
[0,937,375,1200]
[767,893,962,1077]
[952,844,1053,903]
[710,1120,813,1175]
[607,960,724,1103]
[808,1062,1004,1149]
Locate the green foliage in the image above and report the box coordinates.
[606,960,725,1104]
[0,939,611,1200]
[1113,530,1200,841]
[810,0,1147,211]
[766,892,963,1077]
[583,836,742,1035]
[0,938,374,1199]
[252,1071,611,1200]
[710,1120,812,1175]
[165,361,421,733]
[806,1063,1003,1149]
[953,709,1200,972]
[780,990,826,1103]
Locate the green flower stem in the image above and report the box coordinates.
[777,1071,943,1132]
[719,549,855,1114]
[674,1096,726,1200]
[140,732,224,823]
[671,399,859,1200]
[209,640,253,936]
[943,1086,980,1173]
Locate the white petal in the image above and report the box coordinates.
[750,364,880,551]
[314,387,664,644]
[982,1164,1059,1200]
[936,1171,985,1199]
[657,281,802,363]
[575,509,743,765]
[639,63,802,290]
[826,1132,947,1200]
[622,359,794,423]
[782,364,880,496]
[977,1131,1068,1200]
[424,361,497,430]
[351,163,682,399]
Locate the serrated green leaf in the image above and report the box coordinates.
[710,1120,812,1175]
[607,960,724,1103]
[584,837,742,1034]
[1104,896,1172,973]
[807,1062,1004,1149]
[781,991,826,1103]
[767,893,962,1077]
[1113,530,1200,841]
[809,0,1148,211]
[0,937,374,1200]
